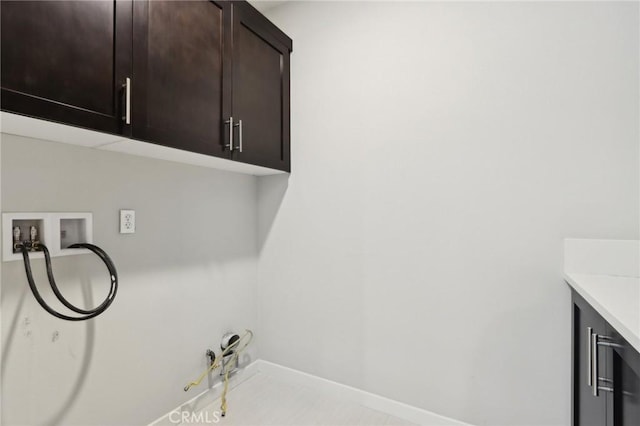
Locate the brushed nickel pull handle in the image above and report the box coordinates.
[591,333,618,397]
[592,332,599,396]
[238,119,243,153]
[226,117,234,151]
[123,77,131,125]
[587,327,593,387]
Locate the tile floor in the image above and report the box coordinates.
[187,373,415,426]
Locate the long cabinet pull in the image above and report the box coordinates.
[590,332,620,397]
[123,77,131,125]
[226,118,244,153]
[592,332,599,396]
[587,327,593,387]
[226,117,234,151]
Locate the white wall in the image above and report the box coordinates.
[0,134,3,425]
[0,134,259,425]
[258,1,640,425]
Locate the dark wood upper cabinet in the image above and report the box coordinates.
[131,0,292,169]
[131,0,230,157]
[1,0,292,172]
[230,1,292,172]
[0,0,132,135]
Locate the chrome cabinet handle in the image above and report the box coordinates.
[237,119,243,153]
[591,333,619,396]
[226,118,243,153]
[587,327,593,387]
[226,117,234,151]
[122,77,131,125]
[592,332,599,396]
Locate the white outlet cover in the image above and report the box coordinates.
[120,210,135,234]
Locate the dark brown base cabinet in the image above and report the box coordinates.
[572,291,640,426]
[1,0,292,172]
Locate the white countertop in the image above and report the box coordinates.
[564,272,640,352]
[564,239,640,353]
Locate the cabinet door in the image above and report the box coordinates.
[230,1,292,171]
[611,328,640,426]
[573,295,611,426]
[132,0,230,156]
[0,0,131,135]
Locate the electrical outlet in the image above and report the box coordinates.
[120,210,135,234]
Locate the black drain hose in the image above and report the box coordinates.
[19,243,118,321]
